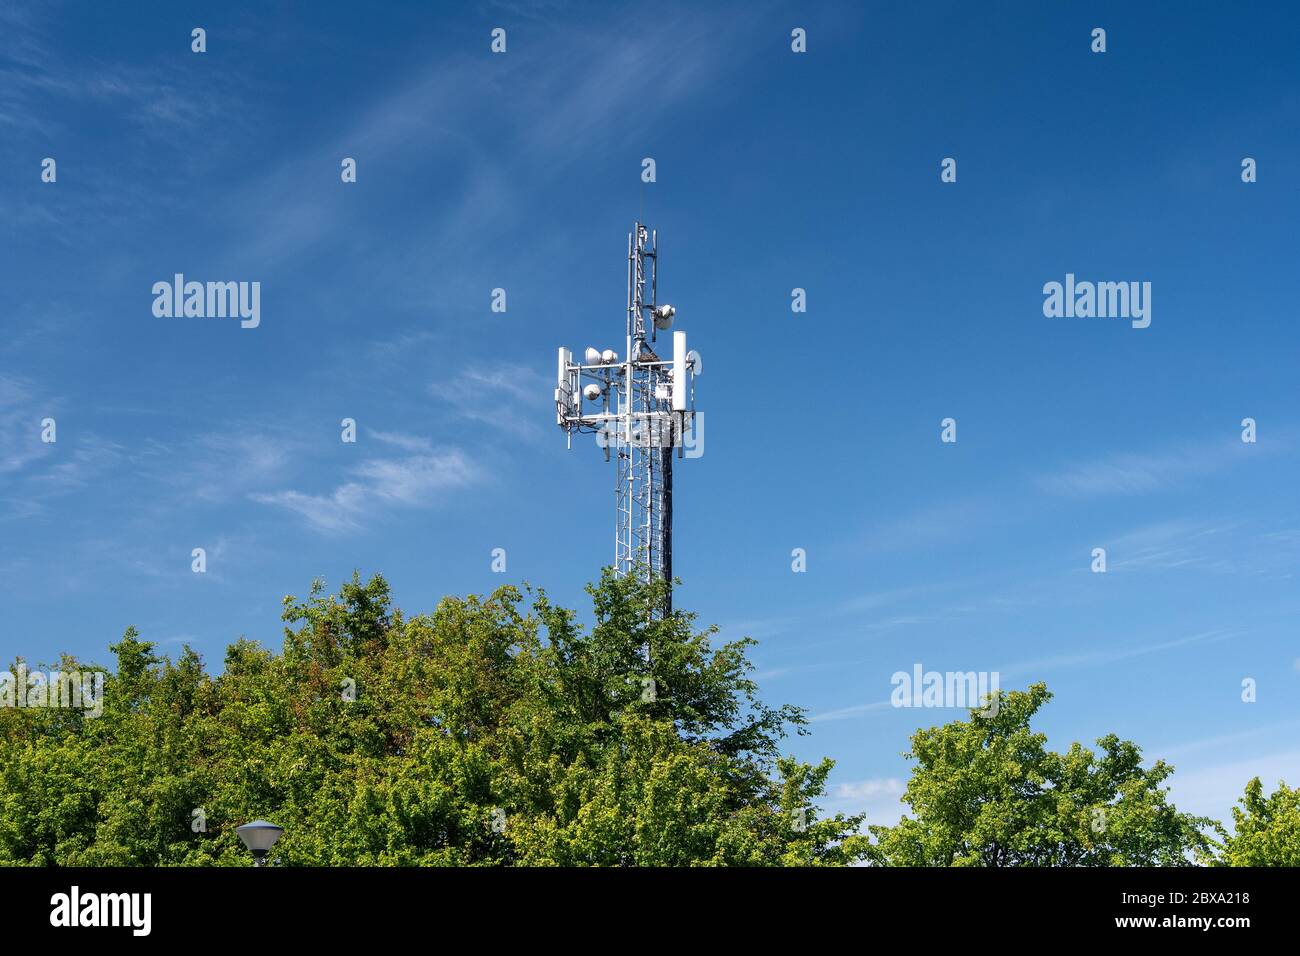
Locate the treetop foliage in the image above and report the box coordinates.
[0,570,865,866]
[1,574,1289,866]
[866,683,1218,867]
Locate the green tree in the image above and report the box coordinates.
[0,570,866,866]
[867,683,1212,866]
[1213,778,1300,866]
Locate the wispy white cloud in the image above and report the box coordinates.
[1036,436,1272,499]
[1158,719,1300,762]
[219,4,756,281]
[429,363,549,440]
[812,629,1239,724]
[0,375,125,518]
[861,493,1001,554]
[721,585,946,645]
[835,584,945,616]
[253,449,478,534]
[142,430,299,506]
[0,375,49,477]
[1097,517,1300,579]
[514,13,734,158]
[369,429,433,453]
[0,6,247,139]
[860,613,949,633]
[430,363,542,407]
[35,435,124,492]
[1104,518,1238,573]
[996,628,1238,681]
[810,699,893,722]
[0,7,252,242]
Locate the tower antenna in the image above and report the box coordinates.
[554,222,700,614]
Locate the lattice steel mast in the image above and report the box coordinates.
[555,222,700,611]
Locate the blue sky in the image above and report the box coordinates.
[3,1,1299,830]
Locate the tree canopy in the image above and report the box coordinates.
[1212,777,1300,867]
[0,570,866,866]
[2,574,1293,866]
[866,683,1215,866]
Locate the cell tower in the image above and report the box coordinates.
[554,222,700,612]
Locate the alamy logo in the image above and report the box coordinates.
[596,413,704,458]
[0,665,104,717]
[152,274,261,328]
[50,886,151,936]
[595,413,707,457]
[891,663,1000,717]
[1042,273,1151,329]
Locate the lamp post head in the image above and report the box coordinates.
[236,820,284,864]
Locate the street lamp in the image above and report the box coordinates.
[236,820,284,867]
